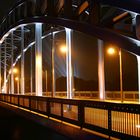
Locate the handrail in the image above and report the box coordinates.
[0,93,139,139]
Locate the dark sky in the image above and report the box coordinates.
[0,0,17,22]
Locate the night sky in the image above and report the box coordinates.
[0,0,17,22]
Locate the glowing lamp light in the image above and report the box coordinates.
[60,46,67,54]
[15,77,19,81]
[9,69,11,74]
[107,47,116,55]
[136,125,140,128]
[13,68,18,74]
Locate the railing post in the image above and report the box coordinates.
[18,95,20,107]
[78,101,84,128]
[47,100,51,118]
[29,96,31,110]
[108,106,112,138]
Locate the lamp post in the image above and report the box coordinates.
[107,47,123,103]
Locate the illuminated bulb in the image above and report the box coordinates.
[9,69,11,74]
[15,77,19,81]
[60,46,67,53]
[13,68,18,74]
[136,125,140,128]
[107,47,115,55]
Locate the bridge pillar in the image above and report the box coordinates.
[65,28,73,99]
[98,40,105,100]
[51,31,55,97]
[30,47,33,94]
[35,23,42,96]
[4,40,7,93]
[137,56,140,102]
[21,26,25,95]
[11,32,14,94]
[0,44,1,93]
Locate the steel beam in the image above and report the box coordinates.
[0,45,1,92]
[98,39,105,100]
[21,26,25,95]
[11,32,14,94]
[65,28,73,99]
[4,40,7,93]
[35,23,42,96]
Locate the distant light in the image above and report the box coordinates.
[60,45,67,53]
[15,77,19,81]
[136,125,140,128]
[107,47,116,55]
[9,69,11,74]
[13,68,18,74]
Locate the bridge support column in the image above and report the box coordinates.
[21,26,25,95]
[98,40,105,100]
[51,31,55,97]
[137,56,140,102]
[0,44,1,93]
[30,47,33,94]
[4,40,7,93]
[65,28,73,99]
[35,23,42,96]
[11,32,14,94]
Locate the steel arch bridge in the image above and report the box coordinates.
[0,0,140,139]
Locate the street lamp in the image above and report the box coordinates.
[15,77,19,94]
[60,45,67,54]
[107,47,123,103]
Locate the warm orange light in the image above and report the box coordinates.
[9,69,11,74]
[15,77,19,81]
[107,47,116,55]
[60,45,67,53]
[13,68,18,74]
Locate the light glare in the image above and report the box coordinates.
[60,46,67,53]
[15,77,19,81]
[107,47,115,55]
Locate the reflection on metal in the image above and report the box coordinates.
[21,26,25,95]
[4,40,7,93]
[65,28,73,99]
[35,23,42,96]
[113,12,128,22]
[137,56,140,102]
[98,40,105,100]
[11,32,14,94]
[52,31,55,97]
[77,1,89,15]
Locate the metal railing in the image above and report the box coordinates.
[26,91,139,101]
[0,93,139,139]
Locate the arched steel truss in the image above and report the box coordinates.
[0,0,140,55]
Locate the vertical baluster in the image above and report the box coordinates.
[138,114,140,137]
[134,114,136,137]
